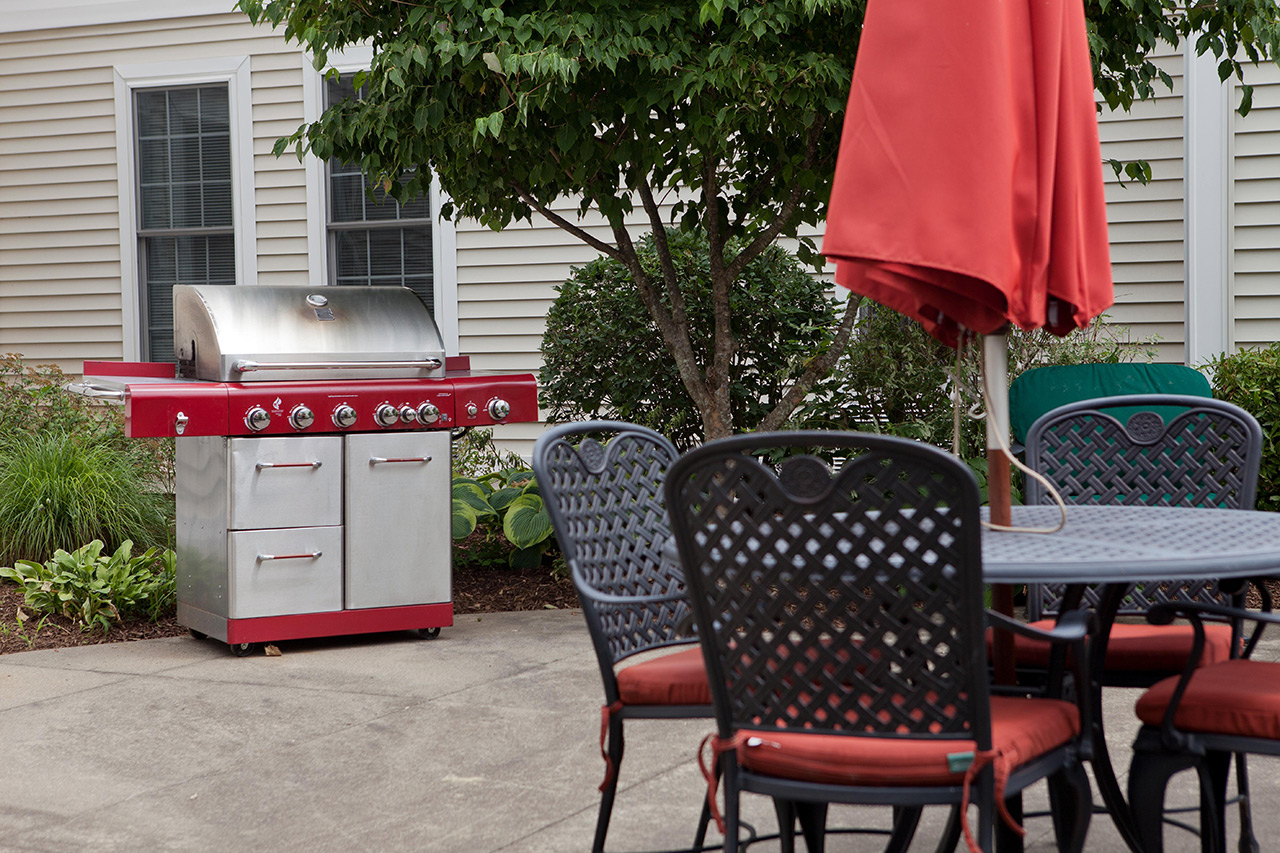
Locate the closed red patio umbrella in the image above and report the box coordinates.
[822,0,1114,678]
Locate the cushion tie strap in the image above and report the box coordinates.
[598,700,624,792]
[697,732,782,834]
[959,748,1024,853]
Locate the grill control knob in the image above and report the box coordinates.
[416,402,440,425]
[465,403,478,418]
[245,406,271,432]
[289,405,315,430]
[374,403,401,427]
[399,405,418,425]
[488,398,511,420]
[332,404,358,429]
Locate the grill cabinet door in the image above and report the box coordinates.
[344,431,451,609]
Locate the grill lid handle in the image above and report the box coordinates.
[232,358,443,374]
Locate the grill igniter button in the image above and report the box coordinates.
[289,404,315,430]
[374,403,401,427]
[416,402,440,425]
[399,405,418,425]
[488,398,511,420]
[245,406,271,432]
[332,404,358,429]
[465,402,478,418]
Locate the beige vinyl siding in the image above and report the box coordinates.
[0,12,309,370]
[1233,62,1280,350]
[1096,51,1185,362]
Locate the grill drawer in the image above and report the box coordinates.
[228,526,343,618]
[228,436,343,530]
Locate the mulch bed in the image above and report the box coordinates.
[0,565,577,656]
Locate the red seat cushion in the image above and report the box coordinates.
[734,696,1079,786]
[616,645,711,706]
[992,620,1233,671]
[1136,658,1280,740]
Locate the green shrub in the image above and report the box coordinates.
[539,229,842,449]
[796,303,1157,461]
[0,540,176,633]
[452,466,555,569]
[1208,343,1280,509]
[0,432,173,565]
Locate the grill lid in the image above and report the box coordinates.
[174,285,447,382]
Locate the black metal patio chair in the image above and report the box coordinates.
[665,430,1093,853]
[533,421,713,853]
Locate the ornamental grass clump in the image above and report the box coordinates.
[0,432,172,566]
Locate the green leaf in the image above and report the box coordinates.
[451,499,479,539]
[452,481,497,517]
[502,495,553,549]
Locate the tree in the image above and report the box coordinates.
[238,0,1280,440]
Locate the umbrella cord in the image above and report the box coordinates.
[964,336,1067,535]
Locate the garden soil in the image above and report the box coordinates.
[0,565,577,655]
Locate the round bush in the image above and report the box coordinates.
[539,229,842,449]
[0,432,173,565]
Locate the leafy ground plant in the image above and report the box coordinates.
[452,467,555,569]
[0,431,173,566]
[0,540,176,634]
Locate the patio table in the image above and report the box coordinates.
[983,504,1280,853]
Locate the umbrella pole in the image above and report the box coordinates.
[984,332,1018,685]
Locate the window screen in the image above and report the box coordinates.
[326,75,434,311]
[135,85,234,362]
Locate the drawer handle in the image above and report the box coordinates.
[369,456,433,465]
[257,551,323,562]
[255,461,323,470]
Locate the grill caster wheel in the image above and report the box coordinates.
[188,629,208,641]
[411,627,441,640]
[228,642,259,657]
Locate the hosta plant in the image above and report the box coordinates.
[452,468,554,569]
[0,539,177,634]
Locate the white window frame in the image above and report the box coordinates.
[114,56,257,362]
[303,47,460,355]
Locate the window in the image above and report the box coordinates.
[134,85,235,362]
[326,75,434,311]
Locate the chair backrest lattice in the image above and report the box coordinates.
[666,431,991,744]
[533,421,688,665]
[1025,394,1263,619]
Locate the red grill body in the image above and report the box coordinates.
[77,285,538,654]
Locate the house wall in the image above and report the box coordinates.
[3,7,1279,458]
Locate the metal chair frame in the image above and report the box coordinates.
[1129,600,1279,853]
[533,421,709,853]
[1023,394,1264,852]
[666,431,1094,853]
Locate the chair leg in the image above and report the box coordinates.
[774,798,798,853]
[1198,751,1230,853]
[723,763,743,853]
[1234,752,1260,853]
[592,716,625,853]
[934,804,963,853]
[1047,761,1092,853]
[995,791,1022,853]
[1128,747,1202,853]
[884,806,923,853]
[795,800,828,853]
[694,754,717,852]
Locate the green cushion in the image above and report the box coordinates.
[1008,363,1212,444]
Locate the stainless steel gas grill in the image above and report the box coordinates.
[74,284,538,654]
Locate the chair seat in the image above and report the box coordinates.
[996,620,1234,671]
[1136,658,1280,740]
[616,645,711,706]
[734,696,1079,787]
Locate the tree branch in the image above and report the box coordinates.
[724,114,827,281]
[509,181,621,259]
[757,292,860,432]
